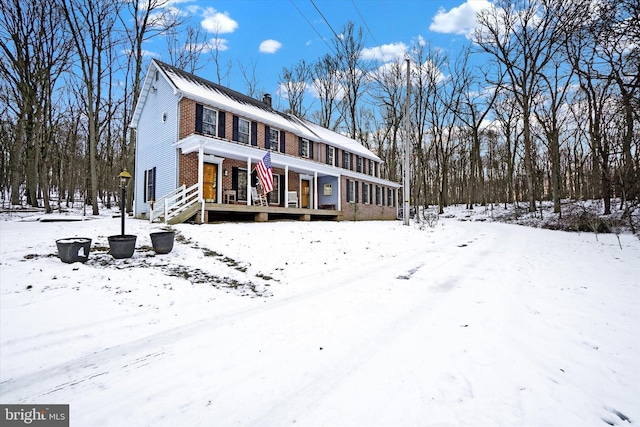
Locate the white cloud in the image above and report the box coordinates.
[259,39,282,54]
[429,0,492,38]
[201,8,238,34]
[188,37,230,54]
[360,42,408,62]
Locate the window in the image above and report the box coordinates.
[301,139,310,158]
[362,183,370,204]
[347,180,355,203]
[238,118,250,144]
[268,175,280,205]
[269,128,280,151]
[202,107,217,136]
[144,167,156,202]
[236,168,248,201]
[368,160,374,176]
[327,146,335,166]
[357,156,362,173]
[376,186,382,205]
[342,152,350,169]
[387,188,393,206]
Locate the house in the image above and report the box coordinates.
[130,59,401,223]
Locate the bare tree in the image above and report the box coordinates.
[61,0,121,215]
[238,58,265,99]
[533,54,575,215]
[332,21,371,140]
[475,0,573,212]
[0,0,70,209]
[120,0,184,212]
[165,21,209,75]
[311,54,342,130]
[450,46,501,209]
[279,59,312,118]
[492,92,522,207]
[369,58,406,183]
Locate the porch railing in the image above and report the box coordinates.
[150,183,200,224]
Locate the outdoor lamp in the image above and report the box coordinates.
[119,169,132,235]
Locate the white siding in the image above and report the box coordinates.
[134,67,180,217]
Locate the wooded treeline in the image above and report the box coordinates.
[1,0,638,224]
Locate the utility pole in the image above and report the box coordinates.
[403,56,411,226]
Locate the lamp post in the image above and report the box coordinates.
[119,169,132,236]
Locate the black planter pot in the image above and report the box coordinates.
[56,237,92,263]
[150,231,175,254]
[108,234,137,259]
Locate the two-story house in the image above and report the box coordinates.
[130,59,401,223]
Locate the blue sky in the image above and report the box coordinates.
[148,0,491,104]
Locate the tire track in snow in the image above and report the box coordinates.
[0,222,481,404]
[245,229,497,425]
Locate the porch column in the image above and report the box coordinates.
[198,143,205,221]
[284,165,289,208]
[337,175,342,211]
[314,171,318,209]
[246,157,252,205]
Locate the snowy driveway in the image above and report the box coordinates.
[1,216,639,426]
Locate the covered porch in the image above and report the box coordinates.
[199,202,341,223]
[173,135,343,223]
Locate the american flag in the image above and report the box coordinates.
[256,152,274,193]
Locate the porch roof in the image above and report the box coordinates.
[175,134,401,188]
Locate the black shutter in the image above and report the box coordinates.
[350,153,354,171]
[231,167,238,190]
[279,175,285,206]
[264,125,270,149]
[298,137,303,156]
[143,171,148,202]
[151,167,156,201]
[195,104,203,134]
[218,112,226,138]
[251,121,258,146]
[326,145,330,164]
[280,131,286,153]
[310,141,314,159]
[232,116,239,141]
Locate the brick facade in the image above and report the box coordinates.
[176,97,398,221]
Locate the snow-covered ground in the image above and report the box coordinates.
[1,206,638,426]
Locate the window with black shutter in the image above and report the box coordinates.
[144,167,156,202]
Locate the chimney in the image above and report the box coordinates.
[262,93,272,107]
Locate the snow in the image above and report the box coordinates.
[1,207,639,427]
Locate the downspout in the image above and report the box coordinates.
[175,90,184,189]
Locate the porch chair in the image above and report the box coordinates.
[251,187,268,206]
[287,191,299,208]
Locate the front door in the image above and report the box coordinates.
[301,179,311,208]
[203,163,217,202]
